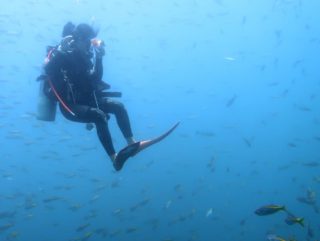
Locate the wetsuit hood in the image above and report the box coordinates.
[73,23,97,41]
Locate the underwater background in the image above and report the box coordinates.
[1,0,320,240]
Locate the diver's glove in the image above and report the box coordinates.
[91,39,105,58]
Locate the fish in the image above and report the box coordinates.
[206,157,215,172]
[268,81,279,87]
[243,137,253,147]
[226,94,237,107]
[313,136,320,142]
[205,208,213,217]
[224,56,236,61]
[76,223,90,232]
[292,59,304,68]
[312,204,320,213]
[130,199,150,212]
[43,196,63,203]
[267,234,286,241]
[239,219,246,226]
[112,208,122,215]
[109,229,122,238]
[90,194,100,202]
[94,228,108,238]
[7,231,19,239]
[242,16,247,25]
[297,105,311,112]
[288,142,297,148]
[296,197,315,205]
[306,189,316,201]
[313,176,320,183]
[69,203,82,212]
[82,232,93,241]
[284,214,304,227]
[0,211,16,219]
[126,227,138,233]
[254,204,286,216]
[307,224,314,238]
[164,200,172,209]
[302,161,320,167]
[195,130,215,137]
[0,223,14,232]
[266,234,296,241]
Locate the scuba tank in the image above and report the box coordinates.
[36,40,76,121]
[36,45,58,122]
[36,75,57,121]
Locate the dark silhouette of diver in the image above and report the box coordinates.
[41,22,179,171]
[44,22,136,170]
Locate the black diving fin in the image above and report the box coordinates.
[113,122,180,171]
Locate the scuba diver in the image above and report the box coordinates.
[42,22,136,171]
[38,22,179,171]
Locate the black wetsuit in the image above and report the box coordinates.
[45,44,133,157]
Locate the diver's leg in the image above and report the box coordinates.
[99,99,136,145]
[59,103,116,159]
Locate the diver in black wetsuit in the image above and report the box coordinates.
[45,22,136,170]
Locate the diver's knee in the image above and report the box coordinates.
[116,102,125,110]
[88,107,107,122]
[115,102,127,114]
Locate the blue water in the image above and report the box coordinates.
[1,0,320,240]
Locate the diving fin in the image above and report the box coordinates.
[113,122,180,171]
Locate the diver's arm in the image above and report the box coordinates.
[91,41,105,82]
[91,57,111,91]
[92,57,103,81]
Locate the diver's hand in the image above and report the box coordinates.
[92,39,105,58]
[95,46,105,58]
